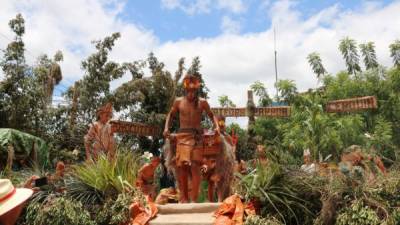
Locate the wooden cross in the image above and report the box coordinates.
[107,94,377,138]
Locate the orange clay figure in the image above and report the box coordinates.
[84,103,116,161]
[136,157,161,200]
[163,74,220,203]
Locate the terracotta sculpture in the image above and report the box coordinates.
[200,116,235,202]
[136,157,161,200]
[300,149,316,173]
[255,144,268,166]
[84,103,116,161]
[163,74,220,203]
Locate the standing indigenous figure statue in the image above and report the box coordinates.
[163,74,220,203]
[136,156,161,200]
[84,103,116,161]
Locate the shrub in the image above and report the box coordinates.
[21,196,94,225]
[335,199,380,225]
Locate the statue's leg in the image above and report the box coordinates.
[190,162,201,203]
[217,183,224,202]
[177,166,189,203]
[207,180,215,202]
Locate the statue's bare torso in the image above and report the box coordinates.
[174,97,209,130]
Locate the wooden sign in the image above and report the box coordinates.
[254,106,291,117]
[211,108,247,117]
[211,106,290,118]
[110,120,161,137]
[326,96,377,113]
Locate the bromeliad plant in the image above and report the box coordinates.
[236,162,313,225]
[67,150,141,204]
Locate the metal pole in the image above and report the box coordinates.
[274,28,278,101]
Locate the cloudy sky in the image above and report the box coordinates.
[1,0,400,109]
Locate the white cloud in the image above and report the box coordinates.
[221,15,241,34]
[160,0,245,15]
[161,0,211,15]
[0,0,158,85]
[1,0,400,116]
[157,0,400,108]
[217,0,246,14]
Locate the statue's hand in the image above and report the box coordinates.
[200,165,208,173]
[215,126,221,135]
[163,129,170,138]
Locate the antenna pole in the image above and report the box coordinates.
[274,28,278,101]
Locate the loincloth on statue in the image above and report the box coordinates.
[175,129,203,167]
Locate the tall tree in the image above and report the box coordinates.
[359,42,378,70]
[68,32,125,124]
[250,81,272,106]
[0,14,32,129]
[339,37,361,75]
[307,52,327,83]
[389,39,400,68]
[218,95,236,108]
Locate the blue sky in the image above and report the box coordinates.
[119,0,393,42]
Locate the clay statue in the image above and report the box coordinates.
[136,156,161,200]
[163,74,220,203]
[200,116,235,202]
[255,144,269,166]
[301,149,316,173]
[84,102,116,161]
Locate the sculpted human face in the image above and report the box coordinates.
[186,89,196,102]
[99,112,112,124]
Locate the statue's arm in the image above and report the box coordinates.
[164,99,179,137]
[84,124,96,160]
[202,100,220,134]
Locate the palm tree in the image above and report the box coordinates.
[46,50,63,105]
[307,52,327,84]
[250,81,272,106]
[339,37,361,75]
[359,42,378,70]
[275,79,297,105]
[218,95,236,108]
[389,39,400,68]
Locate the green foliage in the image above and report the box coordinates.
[237,163,312,224]
[359,42,378,70]
[307,52,327,81]
[339,37,361,75]
[22,196,95,225]
[336,200,380,225]
[69,150,140,203]
[250,81,272,107]
[275,79,297,105]
[95,190,146,225]
[245,215,283,225]
[281,94,365,160]
[389,39,400,68]
[0,14,47,133]
[218,95,236,107]
[67,32,125,125]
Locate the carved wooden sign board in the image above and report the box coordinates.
[326,96,377,113]
[211,106,291,118]
[110,120,161,137]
